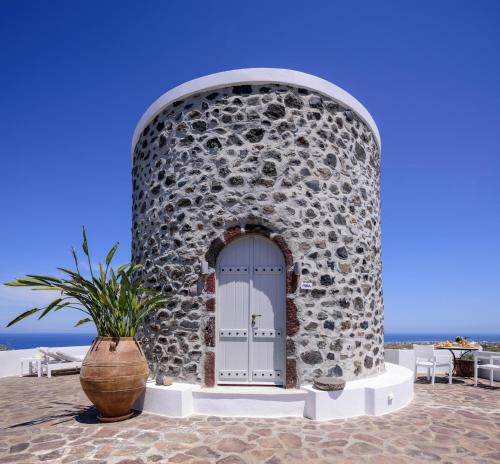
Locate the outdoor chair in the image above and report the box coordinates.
[38,348,84,377]
[474,351,500,387]
[55,351,85,363]
[413,344,453,384]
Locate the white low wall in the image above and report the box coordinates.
[0,346,91,378]
[385,348,499,381]
[385,348,452,375]
[303,363,413,420]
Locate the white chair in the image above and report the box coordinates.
[55,351,85,363]
[474,351,500,387]
[413,344,453,384]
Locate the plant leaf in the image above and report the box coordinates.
[106,242,119,267]
[74,318,91,327]
[7,308,42,327]
[71,247,81,275]
[4,280,27,287]
[82,226,89,256]
[37,298,63,319]
[31,287,64,291]
[25,274,62,283]
[117,263,130,274]
[5,277,45,287]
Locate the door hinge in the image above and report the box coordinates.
[252,370,282,380]
[219,329,248,338]
[252,328,282,338]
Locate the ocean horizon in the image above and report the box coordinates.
[0,332,97,350]
[384,333,500,343]
[1,332,499,350]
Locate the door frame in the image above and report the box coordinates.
[215,234,286,386]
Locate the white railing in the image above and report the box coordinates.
[385,348,499,381]
[0,346,91,378]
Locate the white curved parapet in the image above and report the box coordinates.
[303,362,414,420]
[133,363,413,420]
[131,68,381,154]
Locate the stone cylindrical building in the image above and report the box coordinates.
[132,68,383,388]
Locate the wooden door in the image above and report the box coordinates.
[216,235,285,385]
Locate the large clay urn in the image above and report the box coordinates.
[80,337,148,422]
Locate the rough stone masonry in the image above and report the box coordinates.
[132,81,384,387]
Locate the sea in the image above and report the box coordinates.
[0,333,97,350]
[0,332,499,350]
[384,333,500,343]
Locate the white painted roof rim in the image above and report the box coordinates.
[131,68,381,154]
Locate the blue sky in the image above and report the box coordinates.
[0,0,499,335]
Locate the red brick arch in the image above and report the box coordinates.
[203,224,299,388]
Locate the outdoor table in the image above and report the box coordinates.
[435,345,480,376]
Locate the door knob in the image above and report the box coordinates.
[251,314,262,326]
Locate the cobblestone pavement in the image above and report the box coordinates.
[0,374,499,463]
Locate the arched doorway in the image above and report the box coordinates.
[216,235,286,385]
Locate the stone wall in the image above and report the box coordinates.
[132,82,384,386]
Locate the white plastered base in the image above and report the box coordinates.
[133,362,413,420]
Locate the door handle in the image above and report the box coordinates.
[251,314,262,326]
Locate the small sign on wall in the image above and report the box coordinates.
[300,281,313,290]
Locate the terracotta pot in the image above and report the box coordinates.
[455,359,474,377]
[80,336,148,422]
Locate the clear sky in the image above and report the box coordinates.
[0,0,499,335]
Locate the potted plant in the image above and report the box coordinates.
[455,353,474,377]
[453,336,475,377]
[5,227,168,422]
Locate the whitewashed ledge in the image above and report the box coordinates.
[0,346,91,378]
[133,363,414,421]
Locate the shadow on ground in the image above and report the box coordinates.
[5,403,99,428]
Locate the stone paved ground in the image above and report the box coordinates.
[0,374,499,464]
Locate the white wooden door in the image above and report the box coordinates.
[216,235,285,385]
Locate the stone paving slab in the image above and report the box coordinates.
[0,374,499,463]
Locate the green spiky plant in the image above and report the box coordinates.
[5,227,168,337]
